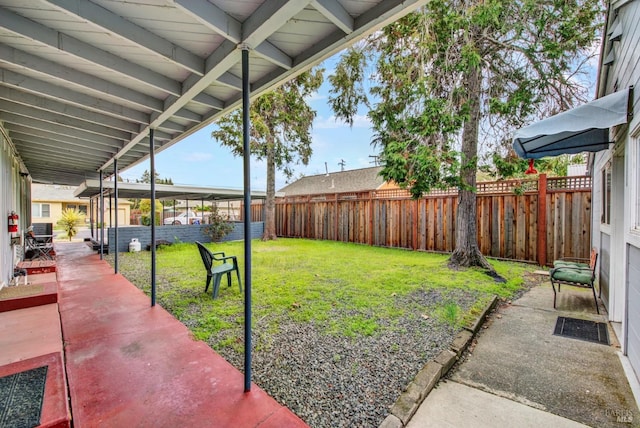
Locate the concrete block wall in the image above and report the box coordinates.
[107,222,264,253]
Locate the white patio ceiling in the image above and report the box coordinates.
[0,0,426,186]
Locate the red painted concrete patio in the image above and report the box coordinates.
[1,242,308,427]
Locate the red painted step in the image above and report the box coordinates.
[0,281,57,313]
[17,260,57,275]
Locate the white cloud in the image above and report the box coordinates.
[310,132,331,150]
[355,156,373,168]
[306,91,327,103]
[314,114,371,129]
[182,152,213,162]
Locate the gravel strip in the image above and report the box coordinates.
[107,254,479,427]
[227,316,453,427]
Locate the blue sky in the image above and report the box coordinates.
[120,56,378,192]
[120,45,600,191]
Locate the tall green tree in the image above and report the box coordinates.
[328,0,602,270]
[212,69,324,240]
[131,170,174,210]
[136,169,173,185]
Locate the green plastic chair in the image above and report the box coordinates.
[195,241,242,299]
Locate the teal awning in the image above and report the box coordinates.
[513,88,631,159]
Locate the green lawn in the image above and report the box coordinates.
[113,238,536,352]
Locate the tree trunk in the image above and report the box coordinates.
[449,64,493,271]
[263,143,277,240]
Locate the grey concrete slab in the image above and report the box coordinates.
[406,277,640,428]
[406,381,589,428]
[449,291,638,427]
[515,280,605,316]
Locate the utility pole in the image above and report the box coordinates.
[369,155,380,166]
[338,159,346,171]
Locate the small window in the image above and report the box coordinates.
[32,203,50,218]
[601,165,611,225]
[66,204,88,215]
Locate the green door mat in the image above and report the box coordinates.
[0,366,48,428]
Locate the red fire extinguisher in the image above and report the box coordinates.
[8,211,18,233]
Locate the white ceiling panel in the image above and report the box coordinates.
[0,0,427,185]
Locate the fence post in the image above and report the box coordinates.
[307,195,311,238]
[412,199,418,250]
[369,191,374,246]
[537,174,547,267]
[334,193,339,241]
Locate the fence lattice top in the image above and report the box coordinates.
[275,175,592,202]
[547,176,591,191]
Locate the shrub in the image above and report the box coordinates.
[203,205,233,242]
[139,199,163,226]
[140,214,163,226]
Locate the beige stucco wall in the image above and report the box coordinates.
[32,198,131,227]
[31,201,92,227]
[31,201,62,226]
[107,207,130,226]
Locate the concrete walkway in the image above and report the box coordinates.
[408,281,639,428]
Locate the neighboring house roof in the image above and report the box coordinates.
[278,167,387,196]
[32,183,131,204]
[32,184,83,203]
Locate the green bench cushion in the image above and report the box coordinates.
[551,268,593,285]
[553,260,589,269]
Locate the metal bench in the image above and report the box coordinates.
[196,241,242,299]
[550,247,599,313]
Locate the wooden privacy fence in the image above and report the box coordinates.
[267,175,591,266]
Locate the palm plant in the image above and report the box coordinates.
[57,208,85,241]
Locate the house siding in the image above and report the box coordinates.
[626,244,640,379]
[591,0,640,385]
[607,1,640,118]
[600,232,611,307]
[0,122,30,286]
